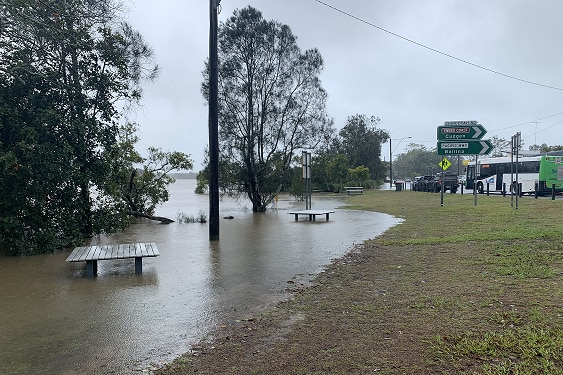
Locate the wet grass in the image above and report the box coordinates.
[156,189,563,375]
[351,190,563,374]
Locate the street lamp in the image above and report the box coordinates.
[389,136,412,189]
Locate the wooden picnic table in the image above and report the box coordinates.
[288,209,335,221]
[66,242,159,278]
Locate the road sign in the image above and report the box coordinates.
[444,121,478,125]
[439,157,451,171]
[437,140,493,155]
[437,124,487,140]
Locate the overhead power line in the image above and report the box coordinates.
[493,111,563,132]
[313,0,563,91]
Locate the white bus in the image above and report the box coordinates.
[466,154,563,195]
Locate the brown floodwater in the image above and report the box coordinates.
[0,180,401,374]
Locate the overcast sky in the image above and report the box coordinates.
[125,0,563,170]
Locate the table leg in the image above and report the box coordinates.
[86,260,97,278]
[135,257,142,274]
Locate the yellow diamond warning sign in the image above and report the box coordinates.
[439,157,451,171]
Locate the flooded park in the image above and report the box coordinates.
[0,179,401,374]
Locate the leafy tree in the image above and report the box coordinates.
[0,75,84,254]
[202,6,333,212]
[326,154,349,191]
[0,0,176,254]
[338,114,388,180]
[348,165,370,186]
[97,123,193,230]
[288,164,305,199]
[392,143,451,178]
[529,144,563,153]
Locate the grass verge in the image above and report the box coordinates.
[156,190,563,374]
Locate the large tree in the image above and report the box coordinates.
[0,0,186,255]
[204,6,333,212]
[338,114,388,180]
[392,143,463,178]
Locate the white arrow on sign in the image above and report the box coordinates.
[472,126,483,139]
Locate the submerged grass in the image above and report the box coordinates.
[157,189,563,375]
[176,210,207,223]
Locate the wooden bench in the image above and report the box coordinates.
[344,186,364,195]
[288,210,335,221]
[66,242,159,278]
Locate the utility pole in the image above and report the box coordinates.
[208,0,220,241]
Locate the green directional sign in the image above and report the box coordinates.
[437,140,493,155]
[437,123,487,140]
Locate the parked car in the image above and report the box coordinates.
[412,175,434,191]
[431,171,460,193]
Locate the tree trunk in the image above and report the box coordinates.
[127,211,174,224]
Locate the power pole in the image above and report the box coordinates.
[208,0,220,241]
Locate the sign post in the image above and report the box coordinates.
[302,151,312,209]
[438,157,450,206]
[436,121,491,206]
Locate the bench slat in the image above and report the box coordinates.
[115,244,123,259]
[85,246,100,261]
[134,242,144,257]
[146,242,159,256]
[67,246,83,261]
[142,242,150,257]
[94,245,107,260]
[126,243,135,257]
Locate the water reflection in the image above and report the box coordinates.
[0,180,401,374]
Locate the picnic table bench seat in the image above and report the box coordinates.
[343,186,364,195]
[66,242,159,278]
[288,210,335,221]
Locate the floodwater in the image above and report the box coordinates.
[0,180,401,374]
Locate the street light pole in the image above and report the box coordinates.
[389,136,412,189]
[389,138,393,189]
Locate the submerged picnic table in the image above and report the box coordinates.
[66,242,159,278]
[288,209,335,221]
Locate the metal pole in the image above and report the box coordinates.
[473,155,478,206]
[515,132,520,209]
[208,0,220,241]
[389,138,393,189]
[510,135,514,208]
[440,168,444,206]
[303,151,311,210]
